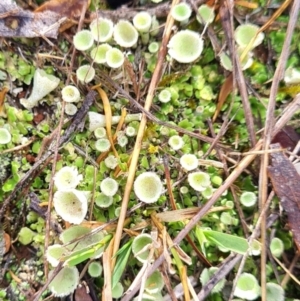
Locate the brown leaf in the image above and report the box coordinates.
[268,143,300,251]
[74,285,93,301]
[35,0,90,20]
[4,232,11,254]
[212,73,233,122]
[0,0,62,38]
[0,86,9,117]
[271,125,300,151]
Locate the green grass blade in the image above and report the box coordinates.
[112,239,133,289]
[202,229,248,254]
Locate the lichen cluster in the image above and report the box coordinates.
[1,0,299,300]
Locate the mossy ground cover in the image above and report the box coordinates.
[0,0,300,300]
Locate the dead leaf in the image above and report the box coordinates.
[156,206,229,222]
[268,143,300,251]
[0,86,9,117]
[4,232,10,254]
[35,0,90,20]
[271,126,300,151]
[212,73,233,122]
[74,285,93,301]
[0,0,63,38]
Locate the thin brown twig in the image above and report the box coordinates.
[207,119,249,237]
[219,0,256,147]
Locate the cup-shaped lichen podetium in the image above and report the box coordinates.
[133,11,152,44]
[168,30,203,63]
[0,128,11,145]
[60,225,106,259]
[132,233,153,263]
[200,267,226,294]
[196,4,215,25]
[133,172,163,204]
[76,65,95,83]
[54,166,83,191]
[89,17,114,43]
[73,29,94,51]
[61,85,80,103]
[90,44,112,64]
[20,68,60,109]
[234,273,261,300]
[234,23,264,49]
[49,266,79,297]
[187,171,211,192]
[113,20,138,48]
[106,47,125,69]
[171,2,192,24]
[53,189,87,224]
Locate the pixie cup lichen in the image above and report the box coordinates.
[234,24,264,48]
[106,47,125,69]
[20,68,60,109]
[73,30,94,51]
[90,44,112,64]
[0,128,12,144]
[89,17,114,43]
[94,127,107,139]
[240,191,257,207]
[270,237,284,258]
[188,171,211,192]
[168,135,184,150]
[145,270,164,294]
[49,266,79,297]
[64,103,78,115]
[95,192,113,208]
[168,30,203,63]
[266,282,284,301]
[53,189,88,224]
[180,154,198,171]
[132,233,153,263]
[234,273,260,300]
[46,244,66,267]
[133,172,163,203]
[112,282,124,299]
[171,3,192,24]
[59,225,105,259]
[158,89,171,103]
[100,177,119,196]
[61,85,80,103]
[95,138,111,152]
[196,4,215,25]
[113,20,138,48]
[133,11,152,44]
[76,65,95,83]
[88,261,103,277]
[54,166,83,191]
